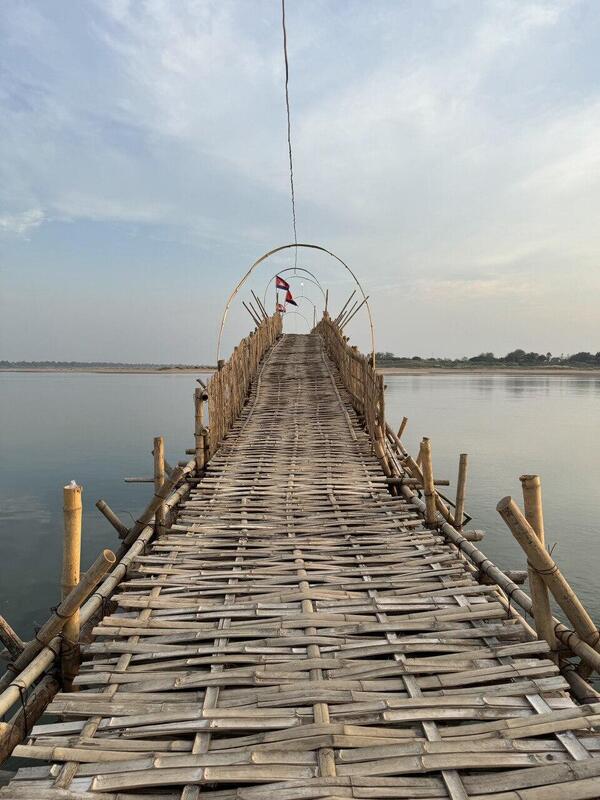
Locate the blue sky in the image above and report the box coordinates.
[1,0,599,361]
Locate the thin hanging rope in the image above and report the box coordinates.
[281,0,298,270]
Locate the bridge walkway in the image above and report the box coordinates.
[2,333,600,799]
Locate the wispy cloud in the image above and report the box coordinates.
[0,208,45,236]
[0,0,599,359]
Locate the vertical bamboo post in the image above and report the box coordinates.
[453,454,468,529]
[154,436,166,535]
[195,388,209,471]
[420,438,437,527]
[520,475,558,664]
[61,481,82,691]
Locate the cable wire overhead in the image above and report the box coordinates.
[281,0,298,270]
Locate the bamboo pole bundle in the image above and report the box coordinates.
[453,454,468,529]
[497,496,600,675]
[519,475,558,664]
[0,549,115,695]
[60,483,82,691]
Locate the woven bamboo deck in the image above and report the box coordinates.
[3,332,600,799]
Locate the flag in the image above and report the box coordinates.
[276,275,290,291]
[285,290,297,306]
[277,303,286,313]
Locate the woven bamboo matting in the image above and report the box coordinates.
[3,333,600,799]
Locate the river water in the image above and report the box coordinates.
[0,371,599,641]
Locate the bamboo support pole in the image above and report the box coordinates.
[497,496,600,673]
[0,549,115,695]
[340,295,369,329]
[0,618,24,660]
[251,290,269,320]
[153,437,166,536]
[94,500,128,539]
[60,483,82,691]
[519,475,558,664]
[0,674,59,762]
[419,438,437,527]
[242,301,260,327]
[194,388,208,471]
[333,291,356,325]
[397,416,408,440]
[248,300,264,325]
[338,300,359,329]
[453,454,468,529]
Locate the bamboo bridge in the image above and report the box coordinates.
[1,312,600,799]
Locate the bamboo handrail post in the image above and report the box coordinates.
[453,453,468,529]
[153,437,166,536]
[0,617,24,660]
[519,475,558,664]
[61,482,82,692]
[420,438,437,527]
[497,496,600,675]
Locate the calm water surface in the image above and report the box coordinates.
[1,371,599,641]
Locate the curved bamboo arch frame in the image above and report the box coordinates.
[217,243,376,366]
[293,294,318,328]
[282,309,311,331]
[263,266,327,307]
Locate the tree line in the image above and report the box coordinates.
[375,349,600,367]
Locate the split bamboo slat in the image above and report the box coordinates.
[1,325,599,799]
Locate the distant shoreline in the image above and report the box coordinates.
[0,367,215,374]
[2,365,600,376]
[378,366,600,376]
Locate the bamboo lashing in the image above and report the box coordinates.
[519,475,558,664]
[60,482,82,691]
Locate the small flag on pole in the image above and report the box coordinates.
[277,302,286,313]
[285,290,298,307]
[276,275,290,291]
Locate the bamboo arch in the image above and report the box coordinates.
[217,243,376,366]
[262,266,327,307]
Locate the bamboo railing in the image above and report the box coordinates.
[207,312,282,455]
[314,312,385,448]
[315,311,600,698]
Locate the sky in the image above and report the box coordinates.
[1,0,599,362]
